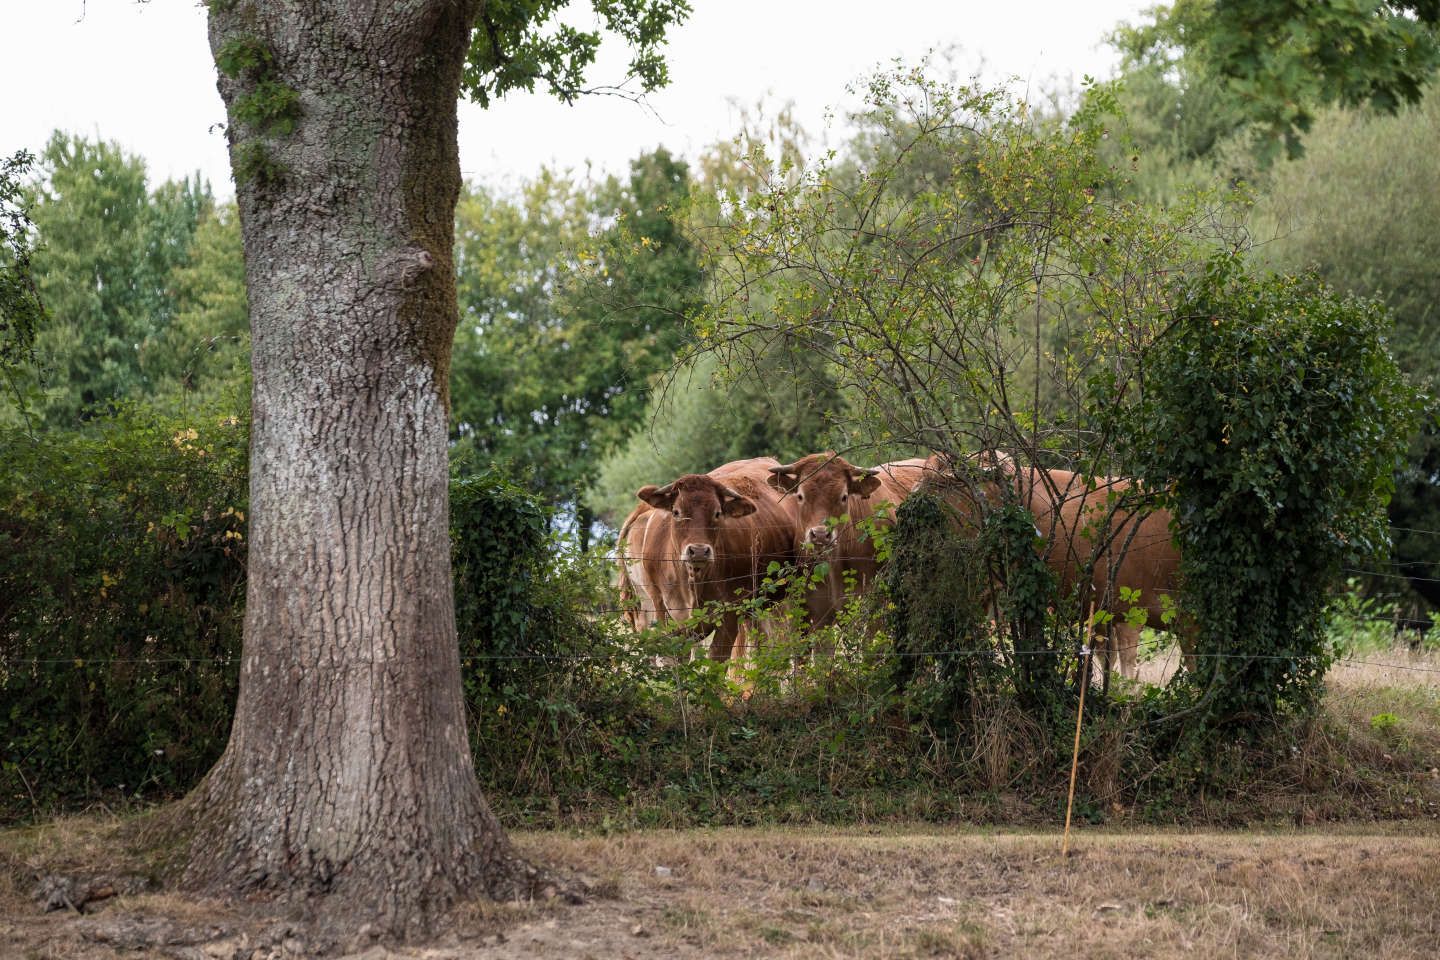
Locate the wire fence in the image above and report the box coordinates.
[4,647,1438,673]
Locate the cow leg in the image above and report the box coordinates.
[1112,621,1141,679]
[1092,622,1114,676]
[708,609,741,661]
[730,621,749,663]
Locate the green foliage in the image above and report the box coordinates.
[883,491,993,718]
[587,349,839,524]
[1326,581,1398,656]
[1256,93,1440,379]
[213,34,299,186]
[1132,260,1421,725]
[21,134,216,426]
[450,149,705,533]
[1253,96,1440,610]
[1101,14,1261,201]
[692,63,1419,747]
[1370,711,1401,736]
[0,402,248,819]
[1390,425,1440,609]
[1125,1,1440,160]
[0,419,611,819]
[695,66,1235,463]
[463,0,693,107]
[451,469,603,704]
[230,79,302,137]
[229,141,286,190]
[0,150,44,405]
[214,36,273,78]
[884,483,1066,728]
[139,202,250,412]
[2,404,1427,825]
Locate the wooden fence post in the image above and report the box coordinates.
[1062,604,1096,858]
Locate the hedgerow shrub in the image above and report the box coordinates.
[450,470,618,712]
[0,418,620,821]
[0,404,248,820]
[1133,260,1421,728]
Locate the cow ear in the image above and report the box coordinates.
[851,469,882,498]
[767,465,800,492]
[721,490,757,517]
[637,484,677,511]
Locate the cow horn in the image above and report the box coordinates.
[768,462,800,475]
[864,467,880,476]
[719,484,744,500]
[652,481,675,496]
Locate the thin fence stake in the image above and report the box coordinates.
[1062,603,1095,858]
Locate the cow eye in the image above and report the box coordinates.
[796,491,805,502]
[713,509,722,520]
[840,492,848,502]
[672,509,680,518]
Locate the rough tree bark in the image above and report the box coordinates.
[174,1,545,938]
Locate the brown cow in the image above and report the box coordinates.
[627,457,798,660]
[982,451,1186,678]
[766,452,930,628]
[615,501,658,631]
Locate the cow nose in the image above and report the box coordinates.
[806,526,835,546]
[683,542,713,564]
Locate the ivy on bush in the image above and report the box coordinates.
[884,482,1062,724]
[1134,258,1421,727]
[451,469,602,708]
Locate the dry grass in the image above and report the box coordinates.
[480,825,1440,959]
[5,822,1440,959]
[1327,646,1440,689]
[1130,639,1440,691]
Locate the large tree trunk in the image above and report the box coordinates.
[176,1,543,938]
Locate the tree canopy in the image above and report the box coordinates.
[0,150,44,405]
[449,148,701,535]
[1117,0,1440,160]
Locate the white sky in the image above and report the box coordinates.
[2,0,1154,195]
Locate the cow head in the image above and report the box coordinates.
[766,452,880,553]
[975,449,1018,479]
[637,474,757,581]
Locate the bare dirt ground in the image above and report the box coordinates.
[5,823,1440,960]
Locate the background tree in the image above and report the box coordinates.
[587,114,840,525]
[0,150,44,413]
[25,134,210,425]
[1253,94,1440,608]
[140,201,249,411]
[1119,1,1440,160]
[450,148,699,544]
[1104,9,1440,618]
[588,348,840,523]
[170,0,690,941]
[1103,14,1259,200]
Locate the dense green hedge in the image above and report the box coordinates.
[0,408,609,821]
[0,405,248,817]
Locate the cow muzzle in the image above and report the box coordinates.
[804,526,837,551]
[682,542,714,573]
